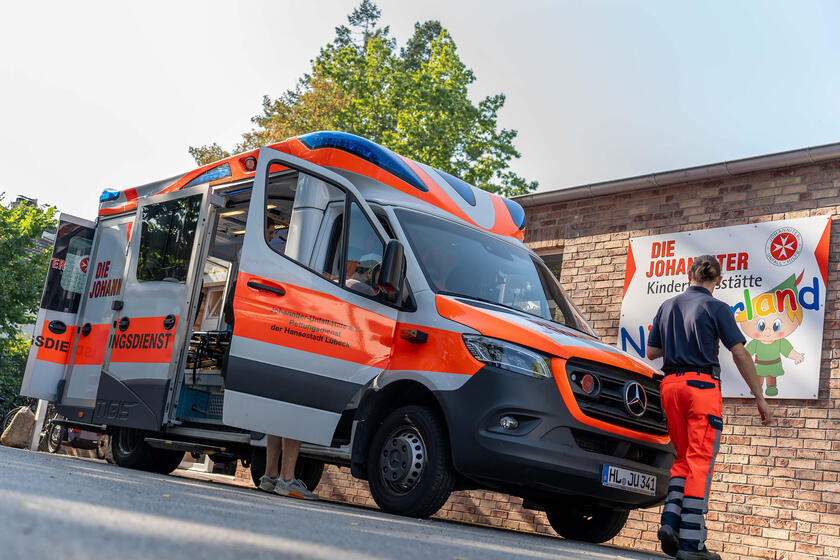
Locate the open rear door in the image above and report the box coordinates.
[20,214,95,400]
[91,185,216,431]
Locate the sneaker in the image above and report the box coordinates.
[676,547,722,560]
[274,477,319,500]
[765,386,779,396]
[258,474,278,493]
[658,525,679,557]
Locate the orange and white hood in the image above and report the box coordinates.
[435,294,658,376]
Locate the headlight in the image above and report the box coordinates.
[462,334,552,379]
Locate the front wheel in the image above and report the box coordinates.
[112,427,183,474]
[367,405,455,519]
[545,503,630,543]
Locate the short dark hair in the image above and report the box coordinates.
[690,255,721,283]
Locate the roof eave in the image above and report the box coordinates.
[514,141,840,207]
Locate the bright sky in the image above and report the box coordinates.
[1,1,838,219]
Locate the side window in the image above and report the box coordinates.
[344,202,384,297]
[137,194,201,283]
[319,212,344,282]
[264,172,346,273]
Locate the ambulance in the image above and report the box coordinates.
[20,131,673,542]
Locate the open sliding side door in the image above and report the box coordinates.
[20,214,96,400]
[222,147,400,446]
[91,185,217,431]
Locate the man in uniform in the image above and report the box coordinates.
[647,255,773,560]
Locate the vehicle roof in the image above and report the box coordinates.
[98,131,526,240]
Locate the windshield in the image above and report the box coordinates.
[395,209,595,336]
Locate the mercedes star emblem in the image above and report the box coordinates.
[624,382,648,417]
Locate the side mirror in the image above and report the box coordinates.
[377,240,406,303]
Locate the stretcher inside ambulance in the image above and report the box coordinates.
[21,132,674,542]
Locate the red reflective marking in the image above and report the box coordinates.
[35,322,75,365]
[110,316,179,363]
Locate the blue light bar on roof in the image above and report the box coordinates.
[99,189,120,203]
[436,169,477,206]
[186,163,232,187]
[503,198,526,230]
[297,131,428,193]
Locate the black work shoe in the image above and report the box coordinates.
[657,525,679,557]
[676,547,722,560]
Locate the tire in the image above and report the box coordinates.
[366,405,455,519]
[112,427,184,474]
[249,446,324,490]
[545,503,630,543]
[46,422,64,453]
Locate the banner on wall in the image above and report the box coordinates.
[618,216,830,399]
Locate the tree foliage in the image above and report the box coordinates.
[189,0,536,196]
[0,195,56,395]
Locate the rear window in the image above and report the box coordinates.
[136,194,201,283]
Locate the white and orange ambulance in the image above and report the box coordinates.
[21,132,672,542]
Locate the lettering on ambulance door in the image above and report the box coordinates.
[223,149,399,446]
[93,186,211,431]
[60,215,133,412]
[20,214,95,401]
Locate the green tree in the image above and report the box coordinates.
[189,1,536,197]
[0,195,56,396]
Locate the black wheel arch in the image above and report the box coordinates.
[350,378,450,480]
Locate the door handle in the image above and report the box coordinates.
[48,320,67,335]
[247,281,285,296]
[118,317,130,332]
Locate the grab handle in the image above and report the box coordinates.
[247,281,285,296]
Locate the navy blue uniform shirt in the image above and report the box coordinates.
[648,285,746,372]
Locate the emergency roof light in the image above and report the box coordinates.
[99,189,120,202]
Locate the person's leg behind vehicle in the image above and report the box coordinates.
[258,434,283,492]
[274,438,318,500]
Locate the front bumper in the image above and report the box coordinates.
[434,365,675,509]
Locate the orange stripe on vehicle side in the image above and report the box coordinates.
[109,316,179,363]
[388,323,482,375]
[73,323,111,366]
[233,272,395,368]
[551,358,670,445]
[35,322,76,365]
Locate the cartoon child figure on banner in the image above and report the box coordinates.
[736,273,805,396]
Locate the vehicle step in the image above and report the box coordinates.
[144,438,227,455]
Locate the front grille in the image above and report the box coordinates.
[571,429,663,467]
[565,358,667,435]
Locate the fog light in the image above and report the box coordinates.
[499,416,519,430]
[581,373,599,395]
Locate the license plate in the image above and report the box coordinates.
[601,465,657,496]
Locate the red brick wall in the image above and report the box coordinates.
[244,161,840,559]
[524,161,840,560]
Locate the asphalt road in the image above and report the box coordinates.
[0,446,665,560]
